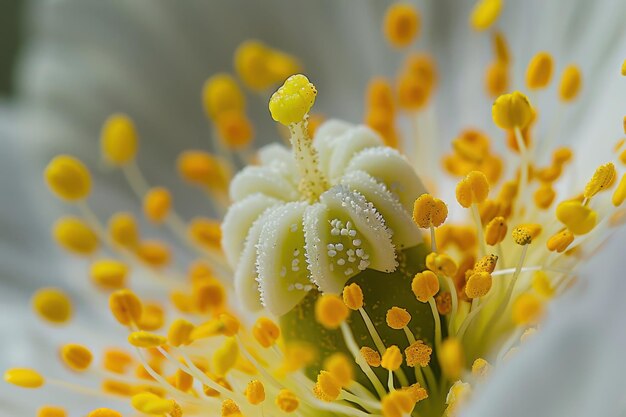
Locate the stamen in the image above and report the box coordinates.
[383,3,420,48]
[526,52,554,90]
[559,65,582,102]
[470,0,502,31]
[32,288,72,324]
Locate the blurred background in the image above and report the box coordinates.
[0,1,24,97]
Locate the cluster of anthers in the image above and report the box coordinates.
[5,1,626,417]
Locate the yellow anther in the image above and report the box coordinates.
[234,40,302,91]
[425,252,458,277]
[202,73,245,120]
[245,379,266,405]
[108,212,139,248]
[397,72,431,111]
[492,91,533,130]
[143,187,171,224]
[485,216,507,246]
[383,3,420,47]
[381,345,403,371]
[584,162,616,198]
[411,270,439,302]
[366,77,395,113]
[221,399,242,417]
[532,271,555,298]
[103,348,133,374]
[382,390,415,417]
[87,409,123,417]
[313,371,342,402]
[520,223,542,240]
[109,289,142,326]
[360,346,382,367]
[101,114,138,165]
[404,53,438,88]
[512,226,533,245]
[471,358,491,379]
[101,379,134,396]
[269,74,317,126]
[559,65,582,102]
[436,292,452,315]
[175,368,193,392]
[613,174,626,207]
[131,391,174,415]
[492,31,510,64]
[403,383,428,403]
[60,344,93,371]
[53,217,98,255]
[622,59,626,76]
[512,293,544,326]
[315,294,349,329]
[474,254,498,273]
[556,200,597,235]
[137,303,164,331]
[213,337,239,376]
[193,281,226,313]
[553,147,574,165]
[37,406,66,417]
[216,110,254,150]
[546,229,575,253]
[405,340,432,367]
[324,353,353,387]
[386,307,411,329]
[128,331,166,348]
[276,389,299,413]
[32,288,72,324]
[177,150,230,190]
[135,240,171,268]
[44,155,91,201]
[342,283,364,310]
[534,183,556,209]
[90,259,128,290]
[413,194,448,228]
[218,313,240,337]
[4,368,45,388]
[167,319,194,347]
[439,338,464,380]
[456,171,490,208]
[188,218,222,249]
[485,60,509,98]
[465,271,493,298]
[252,317,281,348]
[526,52,554,90]
[470,0,502,31]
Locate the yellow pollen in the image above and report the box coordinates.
[512,226,533,245]
[383,3,420,47]
[90,259,128,290]
[202,73,245,120]
[313,371,342,402]
[411,270,440,302]
[87,409,123,417]
[245,379,266,405]
[167,319,195,347]
[397,71,432,111]
[485,60,509,98]
[252,317,280,348]
[382,390,415,417]
[269,74,317,126]
[342,283,364,310]
[492,91,533,130]
[360,346,382,367]
[622,59,626,76]
[100,114,138,165]
[439,338,464,380]
[436,292,452,315]
[546,229,575,253]
[465,271,493,298]
[60,344,93,372]
[131,391,174,415]
[177,150,229,190]
[532,271,555,298]
[404,340,432,367]
[221,399,242,417]
[613,174,626,206]
[134,240,171,268]
[32,288,72,324]
[534,183,556,209]
[143,187,172,224]
[485,216,507,246]
[471,358,491,379]
[584,162,616,198]
[474,254,498,273]
[218,313,240,336]
[37,406,67,417]
[315,294,349,329]
[4,368,45,388]
[553,147,574,165]
[108,212,139,248]
[425,252,457,277]
[386,307,412,329]
[470,0,502,31]
[216,110,254,150]
[324,353,354,387]
[366,77,395,113]
[492,31,510,64]
[526,52,554,90]
[276,389,299,413]
[102,348,133,374]
[413,193,448,228]
[44,155,91,201]
[381,345,403,371]
[559,65,582,102]
[234,40,301,91]
[175,368,193,392]
[53,216,99,255]
[138,303,165,332]
[456,171,490,208]
[512,293,544,326]
[403,383,428,403]
[213,337,239,376]
[128,331,166,348]
[556,200,597,235]
[109,289,143,326]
